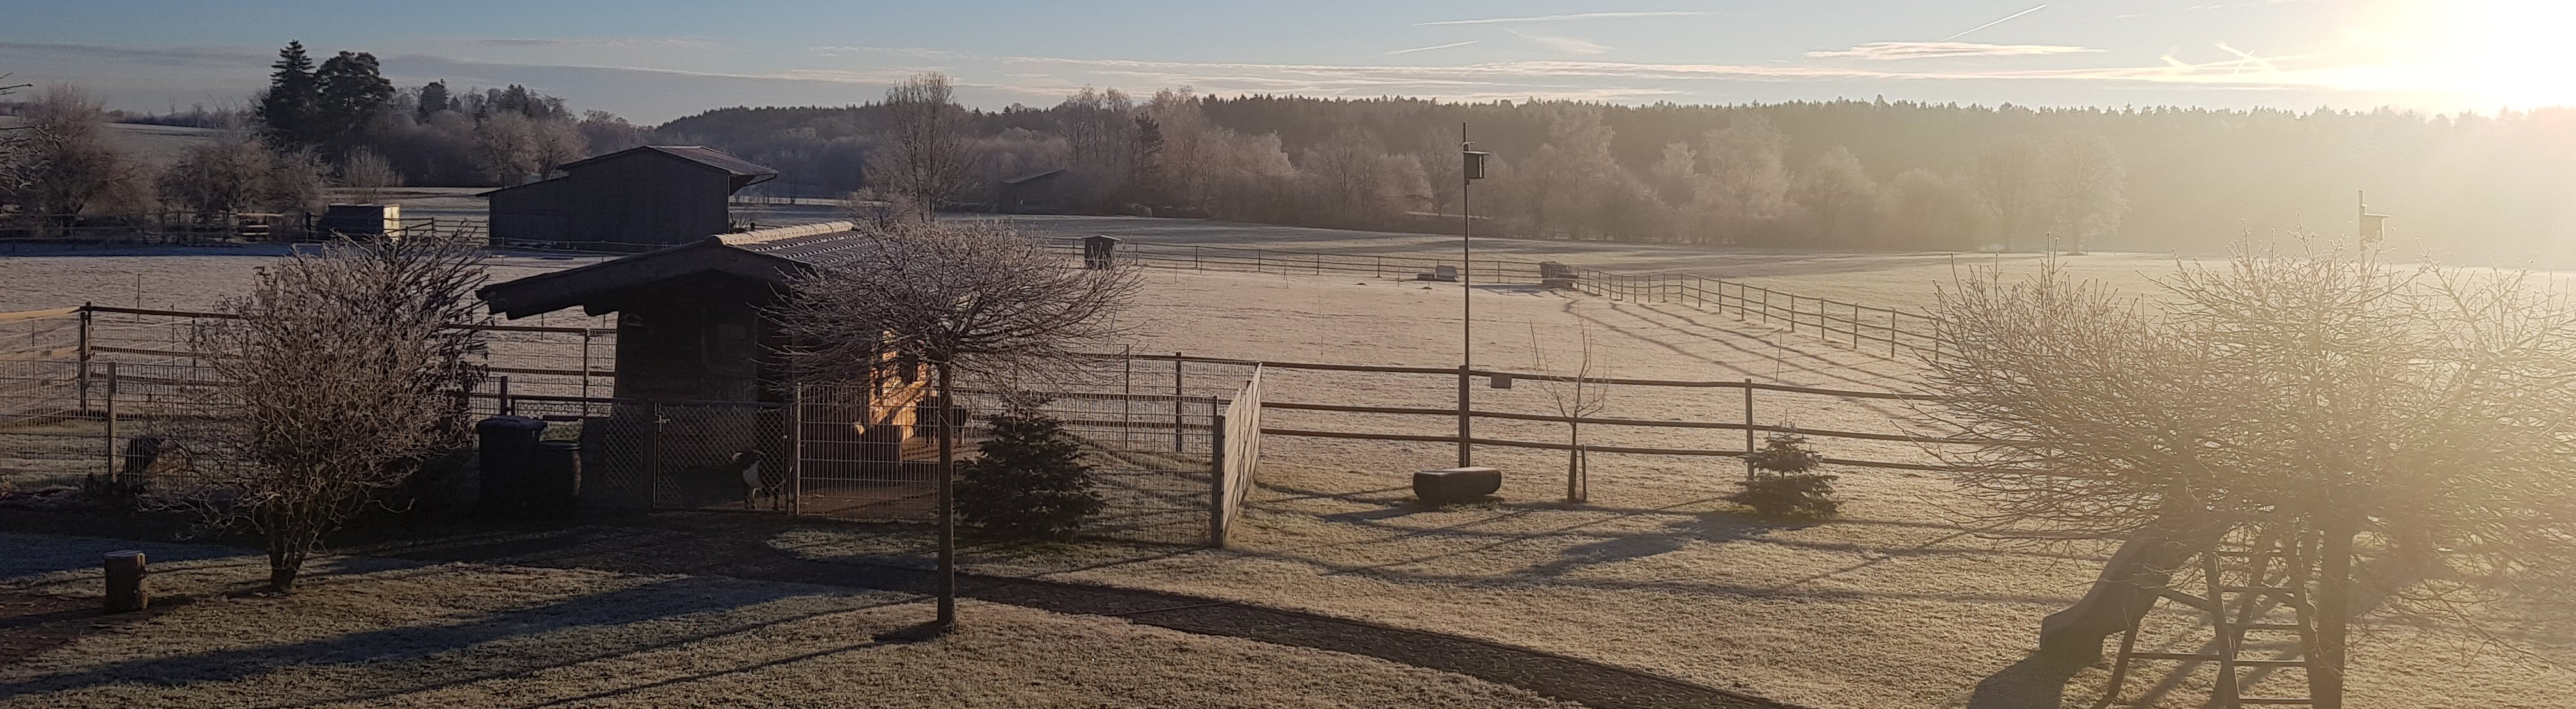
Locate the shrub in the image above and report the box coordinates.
[1728,432,1840,518]
[956,405,1104,540]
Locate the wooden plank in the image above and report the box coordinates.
[0,306,80,323]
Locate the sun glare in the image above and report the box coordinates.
[2371,1,2576,109]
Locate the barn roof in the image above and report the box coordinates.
[478,221,861,318]
[477,146,778,198]
[1000,168,1066,185]
[562,145,778,178]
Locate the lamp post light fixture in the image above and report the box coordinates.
[1459,123,1491,467]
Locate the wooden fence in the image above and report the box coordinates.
[1052,238,1949,359]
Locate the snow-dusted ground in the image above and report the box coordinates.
[0,532,1581,709]
[4,225,2570,709]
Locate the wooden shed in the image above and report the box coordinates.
[477,221,933,510]
[997,168,1068,214]
[482,146,778,251]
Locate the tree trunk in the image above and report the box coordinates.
[2312,522,2356,709]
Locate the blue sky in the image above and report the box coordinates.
[3,1,2567,122]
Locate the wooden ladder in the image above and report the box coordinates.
[2101,532,2318,708]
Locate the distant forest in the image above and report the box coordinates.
[659,93,2573,260]
[66,41,2576,260]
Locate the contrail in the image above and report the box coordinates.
[1376,40,1480,56]
[1943,4,2046,41]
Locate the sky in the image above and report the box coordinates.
[3,0,2570,123]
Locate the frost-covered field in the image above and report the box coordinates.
[0,533,1576,709]
[3,227,2570,709]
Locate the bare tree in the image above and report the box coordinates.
[1528,325,1609,503]
[179,234,491,591]
[2041,131,2128,254]
[1921,243,2576,708]
[865,73,973,220]
[1973,137,2044,252]
[779,219,1140,630]
[0,84,139,234]
[338,146,401,203]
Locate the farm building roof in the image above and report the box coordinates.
[1000,168,1066,185]
[475,146,778,198]
[478,221,862,318]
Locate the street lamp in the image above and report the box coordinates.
[1459,123,1491,467]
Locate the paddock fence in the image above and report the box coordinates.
[1047,237,1949,359]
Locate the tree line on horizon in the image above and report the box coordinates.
[9,45,2574,261]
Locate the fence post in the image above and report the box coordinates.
[103,362,118,480]
[789,385,802,515]
[1375,256,1383,279]
[1760,288,1770,324]
[1195,245,1204,270]
[1209,413,1228,548]
[1172,354,1185,453]
[1742,378,1755,481]
[644,401,662,509]
[580,329,594,401]
[498,376,513,416]
[76,303,93,412]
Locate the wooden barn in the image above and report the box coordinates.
[477,221,935,510]
[482,146,778,251]
[997,168,1068,214]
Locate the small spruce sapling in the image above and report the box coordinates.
[1728,432,1840,518]
[956,403,1105,540]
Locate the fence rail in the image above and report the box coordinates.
[1045,237,1951,359]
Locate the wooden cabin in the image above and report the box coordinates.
[477,221,933,509]
[482,146,778,251]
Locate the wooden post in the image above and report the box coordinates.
[1209,413,1229,547]
[497,376,513,416]
[1742,379,1756,480]
[580,329,594,401]
[1172,354,1185,453]
[790,384,804,516]
[1195,245,1204,270]
[103,362,118,480]
[643,401,661,508]
[76,303,92,412]
[1760,289,1770,324]
[104,550,146,612]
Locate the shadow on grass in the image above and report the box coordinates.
[0,575,908,706]
[1965,650,2091,709]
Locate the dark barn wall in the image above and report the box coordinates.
[570,153,735,248]
[487,178,569,244]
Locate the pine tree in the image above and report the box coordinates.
[955,406,1104,540]
[416,81,451,121]
[312,51,394,157]
[256,42,317,150]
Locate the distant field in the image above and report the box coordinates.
[0,119,227,168]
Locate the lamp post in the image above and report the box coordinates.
[1459,123,1491,467]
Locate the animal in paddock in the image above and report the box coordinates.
[732,449,776,509]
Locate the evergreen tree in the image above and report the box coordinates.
[416,81,451,121]
[312,51,394,156]
[255,41,317,150]
[954,405,1104,540]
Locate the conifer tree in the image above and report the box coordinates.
[955,405,1104,540]
[255,42,317,150]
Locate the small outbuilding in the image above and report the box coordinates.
[997,168,1068,214]
[482,145,778,251]
[477,221,933,510]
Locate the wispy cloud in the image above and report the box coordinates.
[1943,4,2048,40]
[1508,30,1610,56]
[1416,11,1718,26]
[1376,40,1480,57]
[1807,42,2101,60]
[475,38,717,50]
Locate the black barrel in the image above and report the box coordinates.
[528,440,582,518]
[475,416,546,518]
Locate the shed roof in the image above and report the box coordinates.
[478,146,779,198]
[1000,168,1066,185]
[477,221,861,318]
[563,145,778,178]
